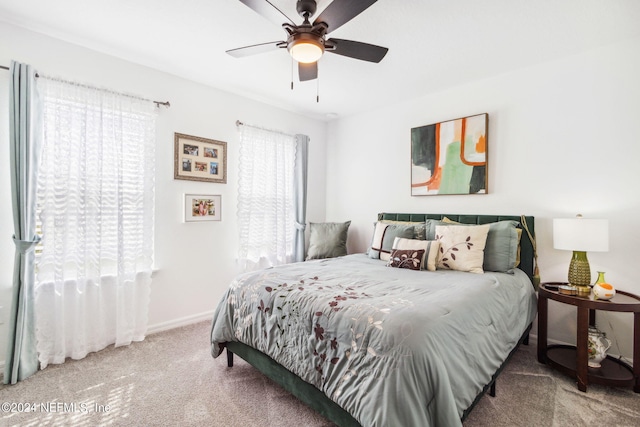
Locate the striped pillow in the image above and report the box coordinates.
[368,223,415,261]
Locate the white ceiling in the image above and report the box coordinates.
[1,0,640,120]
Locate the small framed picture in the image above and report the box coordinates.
[184,194,221,222]
[174,133,227,183]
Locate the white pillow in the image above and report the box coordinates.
[435,224,490,274]
[392,237,440,271]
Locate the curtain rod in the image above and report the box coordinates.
[236,120,297,138]
[1,64,170,108]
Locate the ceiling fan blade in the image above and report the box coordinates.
[238,0,295,26]
[298,62,318,81]
[226,41,283,58]
[313,0,378,33]
[327,38,388,63]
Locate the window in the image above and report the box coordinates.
[237,124,308,271]
[34,77,157,368]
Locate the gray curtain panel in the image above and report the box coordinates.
[4,61,42,384]
[293,135,309,262]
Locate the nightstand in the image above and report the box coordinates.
[537,282,640,392]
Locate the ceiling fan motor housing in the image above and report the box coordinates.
[296,0,317,19]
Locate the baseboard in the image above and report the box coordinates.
[146,310,214,336]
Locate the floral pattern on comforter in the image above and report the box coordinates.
[210,254,537,427]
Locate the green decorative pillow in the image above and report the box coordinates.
[435,224,490,274]
[392,237,440,271]
[443,217,520,273]
[387,249,425,271]
[380,220,427,240]
[306,221,351,260]
[368,223,415,262]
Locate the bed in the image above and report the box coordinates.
[210,213,537,426]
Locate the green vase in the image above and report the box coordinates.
[595,271,606,286]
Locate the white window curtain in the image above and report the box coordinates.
[34,77,157,369]
[237,124,307,271]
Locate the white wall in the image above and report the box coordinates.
[0,23,327,364]
[326,35,640,360]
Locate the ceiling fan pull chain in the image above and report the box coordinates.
[291,57,294,90]
[316,63,320,103]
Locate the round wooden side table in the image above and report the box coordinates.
[537,282,640,393]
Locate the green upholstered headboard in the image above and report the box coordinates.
[377,213,536,281]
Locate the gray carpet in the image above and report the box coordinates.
[1,321,638,426]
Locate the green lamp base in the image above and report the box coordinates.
[568,250,591,287]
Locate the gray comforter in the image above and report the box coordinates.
[210,254,537,426]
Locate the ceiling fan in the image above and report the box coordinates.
[227,0,389,82]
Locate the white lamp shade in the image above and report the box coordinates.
[553,218,609,252]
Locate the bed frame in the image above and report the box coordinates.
[225,213,536,426]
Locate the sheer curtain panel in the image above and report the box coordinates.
[238,125,307,271]
[4,61,41,384]
[35,77,157,368]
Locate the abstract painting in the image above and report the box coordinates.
[411,113,488,196]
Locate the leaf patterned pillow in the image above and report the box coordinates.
[387,249,425,271]
[435,224,490,274]
[392,237,440,271]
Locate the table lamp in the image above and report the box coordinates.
[553,215,609,293]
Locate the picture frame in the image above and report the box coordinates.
[410,113,488,196]
[184,194,221,222]
[174,133,227,183]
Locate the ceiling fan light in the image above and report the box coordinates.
[289,39,324,63]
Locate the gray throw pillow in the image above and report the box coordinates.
[482,220,520,273]
[306,221,351,260]
[425,219,448,240]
